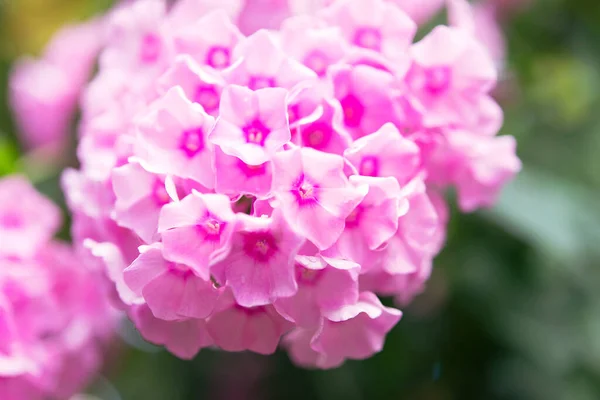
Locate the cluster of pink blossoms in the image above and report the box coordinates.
[57,0,521,368]
[0,177,115,399]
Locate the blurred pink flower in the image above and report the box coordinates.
[9,19,105,156]
[0,177,115,399]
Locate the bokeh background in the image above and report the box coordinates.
[1,0,600,399]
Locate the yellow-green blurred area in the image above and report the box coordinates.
[0,0,111,57]
[1,1,600,399]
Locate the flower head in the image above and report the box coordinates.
[46,0,520,370]
[0,177,115,399]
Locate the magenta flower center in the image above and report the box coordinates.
[198,216,225,241]
[243,119,270,146]
[303,50,329,77]
[302,121,332,150]
[152,179,170,206]
[194,86,220,113]
[0,213,23,229]
[340,94,365,128]
[180,127,204,158]
[424,66,452,95]
[298,183,314,199]
[292,175,318,205]
[140,33,162,64]
[248,76,276,91]
[353,27,382,52]
[206,46,231,69]
[243,232,278,262]
[359,156,379,176]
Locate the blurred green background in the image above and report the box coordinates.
[1,0,600,399]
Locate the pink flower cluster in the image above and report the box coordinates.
[0,177,115,400]
[60,0,520,368]
[9,19,104,156]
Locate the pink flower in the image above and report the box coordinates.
[9,19,104,155]
[389,178,442,273]
[446,129,521,212]
[211,212,305,307]
[129,305,213,359]
[0,292,35,377]
[328,176,406,270]
[274,254,359,328]
[321,0,416,60]
[315,292,401,358]
[330,64,398,139]
[280,16,348,78]
[167,0,243,28]
[158,55,225,115]
[406,25,497,127]
[222,30,317,90]
[0,180,115,399]
[472,2,506,70]
[272,147,368,250]
[173,9,244,71]
[209,84,290,165]
[284,327,325,368]
[360,178,443,303]
[111,161,174,244]
[0,177,61,258]
[344,122,421,185]
[124,244,221,320]
[293,95,352,155]
[214,147,274,198]
[289,292,401,368]
[285,82,325,129]
[157,191,236,279]
[447,0,506,71]
[206,290,292,354]
[77,110,129,181]
[84,240,143,307]
[8,58,75,154]
[135,86,216,188]
[101,0,168,71]
[44,18,105,85]
[360,264,432,306]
